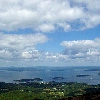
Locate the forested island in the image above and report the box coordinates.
[13,78,43,82]
[76,75,89,77]
[0,81,100,100]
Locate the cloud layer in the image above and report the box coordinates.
[0,0,100,66]
[0,32,100,66]
[61,38,100,63]
[0,33,48,61]
[0,0,100,32]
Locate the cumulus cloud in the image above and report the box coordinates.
[0,33,48,61]
[61,38,100,62]
[36,23,55,32]
[0,0,100,66]
[0,0,100,32]
[0,32,100,66]
[0,32,68,66]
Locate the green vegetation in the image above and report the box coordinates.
[0,82,100,100]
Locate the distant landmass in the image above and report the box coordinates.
[13,78,43,82]
[76,75,89,77]
[52,77,64,80]
[84,69,100,71]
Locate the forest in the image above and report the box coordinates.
[0,81,100,100]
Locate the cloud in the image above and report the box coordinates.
[0,0,100,66]
[0,32,68,66]
[61,38,100,62]
[36,23,55,32]
[72,0,100,29]
[0,32,100,66]
[0,0,100,32]
[0,33,48,61]
[73,0,100,11]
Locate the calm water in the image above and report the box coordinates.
[0,66,100,85]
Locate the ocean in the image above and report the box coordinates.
[0,66,100,85]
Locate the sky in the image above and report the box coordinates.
[0,0,100,67]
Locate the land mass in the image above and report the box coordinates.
[0,81,100,100]
[76,75,89,77]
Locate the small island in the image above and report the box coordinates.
[84,69,100,71]
[13,78,43,82]
[52,77,64,80]
[98,73,100,75]
[76,75,89,77]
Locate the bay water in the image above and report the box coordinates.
[0,66,100,85]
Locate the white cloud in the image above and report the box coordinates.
[61,38,100,62]
[87,50,100,56]
[0,0,100,32]
[0,33,67,66]
[22,51,32,59]
[0,33,100,66]
[0,33,48,61]
[36,23,55,32]
[0,0,100,66]
[0,49,12,59]
[73,0,100,12]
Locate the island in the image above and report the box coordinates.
[98,73,100,75]
[52,77,64,80]
[76,75,89,77]
[84,69,100,71]
[13,78,43,82]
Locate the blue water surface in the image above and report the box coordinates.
[0,66,100,85]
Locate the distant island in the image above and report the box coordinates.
[98,73,100,75]
[76,75,89,77]
[13,78,43,82]
[84,69,100,71]
[52,77,64,80]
